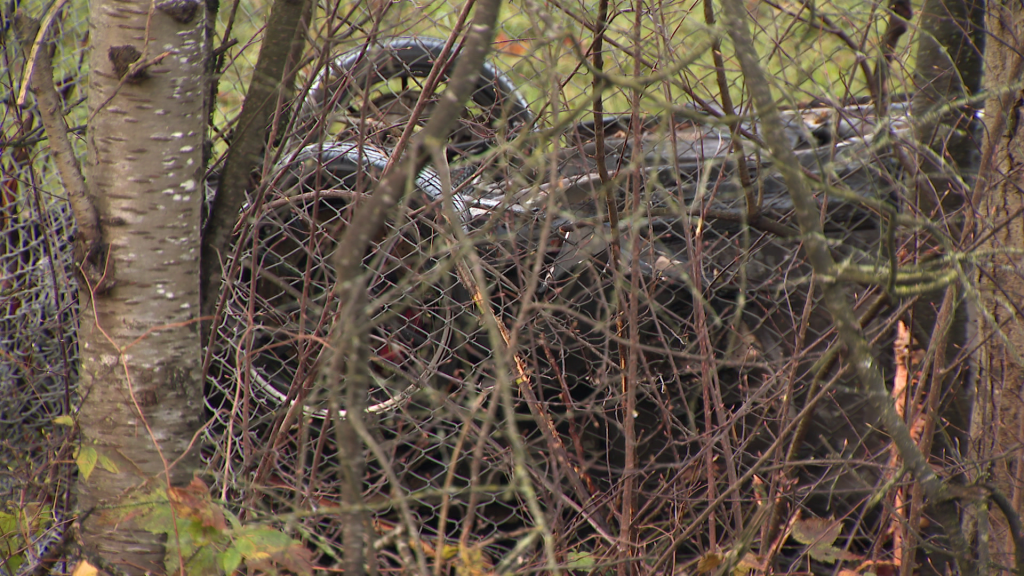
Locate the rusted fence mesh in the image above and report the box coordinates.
[2,7,85,571]
[1,0,1003,573]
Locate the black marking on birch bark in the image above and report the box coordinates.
[157,0,201,24]
[108,45,147,82]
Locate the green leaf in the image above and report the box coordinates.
[235,527,293,553]
[76,446,98,481]
[4,554,23,574]
[565,550,596,570]
[97,453,120,474]
[185,545,220,576]
[163,527,219,576]
[0,513,20,559]
[232,531,258,558]
[0,506,51,575]
[224,508,242,531]
[53,415,75,426]
[232,527,312,575]
[220,546,242,575]
[132,490,174,534]
[0,511,18,534]
[19,503,51,537]
[164,519,222,576]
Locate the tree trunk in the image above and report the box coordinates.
[913,0,986,209]
[908,0,984,488]
[971,2,1024,573]
[200,0,311,331]
[78,1,208,572]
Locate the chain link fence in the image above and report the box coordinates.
[1,0,998,573]
[201,1,949,573]
[1,4,86,571]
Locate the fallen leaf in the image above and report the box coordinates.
[72,561,98,576]
[455,544,494,576]
[696,552,723,573]
[168,477,226,531]
[792,516,861,564]
[735,552,767,574]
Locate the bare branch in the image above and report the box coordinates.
[717,0,976,573]
[16,11,111,293]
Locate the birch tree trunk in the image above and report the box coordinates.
[78,0,208,572]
